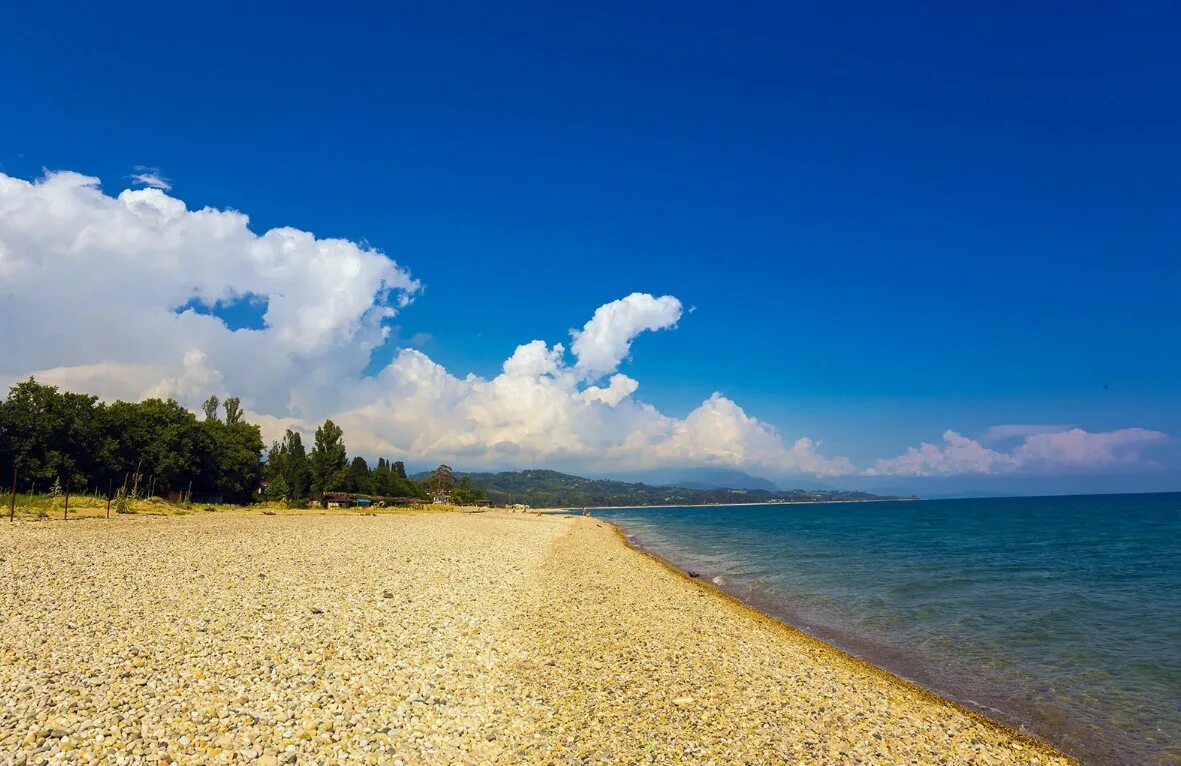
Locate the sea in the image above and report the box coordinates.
[584,493,1180,765]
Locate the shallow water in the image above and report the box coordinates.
[588,493,1181,765]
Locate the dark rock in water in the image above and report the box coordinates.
[686,571,700,578]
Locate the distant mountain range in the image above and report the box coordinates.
[600,467,783,491]
[417,468,905,508]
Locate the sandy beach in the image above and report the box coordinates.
[0,511,1076,765]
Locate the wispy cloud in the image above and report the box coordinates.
[129,166,172,190]
[981,424,1073,442]
[869,427,1168,476]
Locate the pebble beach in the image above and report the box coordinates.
[0,511,1077,765]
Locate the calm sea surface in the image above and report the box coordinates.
[586,494,1180,765]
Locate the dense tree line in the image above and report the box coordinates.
[261,426,429,503]
[0,378,488,506]
[0,379,264,503]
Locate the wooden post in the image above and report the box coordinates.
[63,475,70,520]
[8,464,15,522]
[106,478,113,519]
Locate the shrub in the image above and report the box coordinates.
[114,488,134,514]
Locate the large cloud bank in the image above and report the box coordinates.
[868,427,1168,476]
[0,170,418,421]
[0,169,1168,479]
[333,318,853,475]
[0,170,849,476]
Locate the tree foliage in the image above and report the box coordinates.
[1,379,443,507]
[223,396,243,425]
[450,475,487,505]
[309,419,348,498]
[344,456,370,493]
[0,378,261,502]
[263,429,310,502]
[368,457,427,499]
[439,468,893,507]
[424,464,456,498]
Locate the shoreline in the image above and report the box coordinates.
[569,497,916,510]
[0,510,1079,764]
[595,515,1080,764]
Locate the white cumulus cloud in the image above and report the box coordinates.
[0,169,418,418]
[571,292,682,380]
[328,343,852,476]
[0,168,847,477]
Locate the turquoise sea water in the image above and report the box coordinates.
[587,493,1181,765]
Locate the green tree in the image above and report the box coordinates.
[122,398,211,496]
[264,473,289,501]
[279,430,310,500]
[424,464,455,499]
[344,456,371,493]
[264,441,283,481]
[309,419,348,500]
[371,458,391,495]
[201,417,264,503]
[0,378,104,489]
[223,396,243,425]
[0,378,266,506]
[451,475,487,505]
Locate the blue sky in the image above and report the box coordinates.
[1,2,1178,493]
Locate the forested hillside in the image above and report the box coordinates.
[425,469,895,507]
